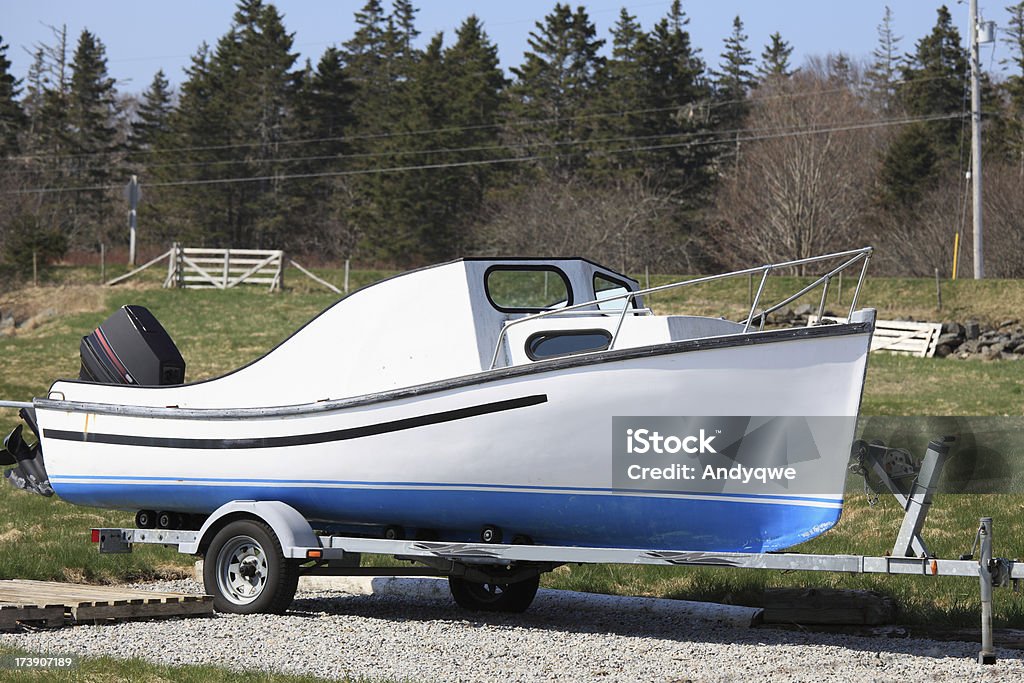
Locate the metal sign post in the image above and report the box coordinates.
[126,176,140,267]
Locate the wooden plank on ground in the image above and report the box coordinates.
[0,580,213,628]
[0,604,65,630]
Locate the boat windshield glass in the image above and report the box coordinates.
[593,273,631,311]
[486,267,571,312]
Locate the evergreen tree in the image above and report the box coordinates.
[0,36,25,156]
[865,6,902,111]
[159,42,223,245]
[127,69,174,238]
[713,16,755,130]
[641,0,713,192]
[160,1,300,248]
[509,3,606,175]
[592,8,651,175]
[343,0,390,135]
[289,47,358,258]
[879,5,968,209]
[130,69,173,154]
[757,31,795,82]
[432,15,506,255]
[1001,1,1024,169]
[340,0,431,262]
[828,53,855,86]
[67,29,120,245]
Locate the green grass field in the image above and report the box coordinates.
[0,644,352,682]
[1,266,1023,626]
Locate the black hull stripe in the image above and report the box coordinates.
[44,394,547,450]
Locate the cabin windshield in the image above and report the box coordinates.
[484,266,572,312]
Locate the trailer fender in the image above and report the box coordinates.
[182,501,319,558]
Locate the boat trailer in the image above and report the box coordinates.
[90,435,1020,664]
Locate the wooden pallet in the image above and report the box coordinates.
[809,316,942,357]
[0,580,213,630]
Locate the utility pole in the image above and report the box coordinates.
[969,0,994,279]
[127,175,139,266]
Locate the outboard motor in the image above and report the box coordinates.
[1,408,53,497]
[3,305,185,496]
[79,305,185,385]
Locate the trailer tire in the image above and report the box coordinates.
[203,519,299,615]
[448,574,539,613]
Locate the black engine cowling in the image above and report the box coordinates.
[79,305,185,386]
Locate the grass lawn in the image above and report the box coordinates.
[1,266,1023,627]
[0,644,356,682]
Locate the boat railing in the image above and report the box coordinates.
[488,247,873,370]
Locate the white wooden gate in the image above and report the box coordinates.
[170,247,284,291]
[809,315,942,358]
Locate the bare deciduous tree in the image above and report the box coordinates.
[472,174,694,273]
[711,70,881,272]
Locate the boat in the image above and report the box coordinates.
[2,248,875,553]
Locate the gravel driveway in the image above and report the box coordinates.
[1,580,1020,682]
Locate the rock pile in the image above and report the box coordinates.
[937,319,1024,360]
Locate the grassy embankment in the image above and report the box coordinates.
[1,265,1023,625]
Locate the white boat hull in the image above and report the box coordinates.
[37,325,870,552]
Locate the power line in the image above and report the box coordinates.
[4,112,964,196]
[4,72,964,165]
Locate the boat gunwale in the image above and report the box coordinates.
[36,321,873,421]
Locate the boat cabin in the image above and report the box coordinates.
[62,258,744,410]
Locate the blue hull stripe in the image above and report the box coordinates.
[49,475,843,506]
[51,482,841,552]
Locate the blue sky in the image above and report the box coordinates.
[1,1,1012,93]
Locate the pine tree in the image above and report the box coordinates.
[757,31,795,82]
[509,3,606,175]
[878,5,969,210]
[713,16,755,130]
[865,6,902,111]
[343,0,389,135]
[130,69,173,154]
[0,36,26,155]
[437,15,506,248]
[67,29,121,245]
[288,46,358,258]
[642,0,713,192]
[1001,2,1024,170]
[160,1,300,248]
[592,8,651,175]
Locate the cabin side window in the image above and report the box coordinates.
[593,273,634,311]
[485,266,572,313]
[526,330,612,361]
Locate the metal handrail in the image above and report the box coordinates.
[488,246,873,370]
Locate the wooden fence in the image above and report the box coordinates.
[168,247,283,291]
[105,245,340,294]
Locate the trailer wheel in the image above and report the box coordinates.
[448,574,539,613]
[203,519,298,615]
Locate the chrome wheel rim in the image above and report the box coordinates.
[216,535,268,605]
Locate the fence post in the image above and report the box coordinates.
[344,259,350,294]
[935,268,942,311]
[223,249,231,289]
[100,244,106,284]
[32,251,38,287]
